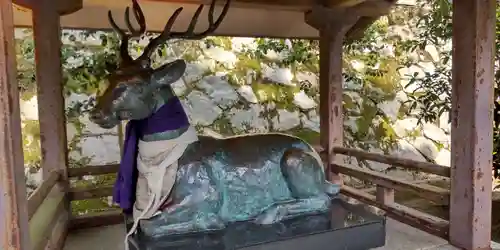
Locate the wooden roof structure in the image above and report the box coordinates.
[0,0,497,250]
[12,0,392,38]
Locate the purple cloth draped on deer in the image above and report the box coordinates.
[113,97,190,212]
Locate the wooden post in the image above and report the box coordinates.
[0,0,31,249]
[305,6,359,184]
[305,1,393,183]
[450,0,496,249]
[32,3,68,181]
[375,185,394,205]
[318,29,348,184]
[32,2,71,249]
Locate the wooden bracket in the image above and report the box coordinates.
[13,0,82,15]
[305,5,358,34]
[305,0,395,36]
[352,0,395,16]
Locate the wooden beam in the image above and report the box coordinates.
[319,22,350,184]
[341,186,449,239]
[68,186,114,201]
[28,187,65,250]
[305,1,395,181]
[12,0,32,9]
[333,146,450,177]
[147,0,365,11]
[346,16,378,42]
[305,8,359,184]
[32,4,71,246]
[13,0,82,15]
[449,0,496,248]
[32,2,69,187]
[55,0,82,15]
[43,210,69,250]
[334,163,450,205]
[0,1,31,250]
[69,210,124,231]
[68,164,119,178]
[27,170,60,220]
[306,0,395,42]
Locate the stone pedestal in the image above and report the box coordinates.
[128,199,386,250]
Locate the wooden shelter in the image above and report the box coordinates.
[0,0,495,249]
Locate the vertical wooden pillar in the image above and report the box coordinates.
[0,0,31,249]
[32,3,68,181]
[319,29,346,183]
[306,7,358,184]
[32,4,70,249]
[450,0,496,249]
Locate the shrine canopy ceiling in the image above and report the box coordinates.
[12,0,394,39]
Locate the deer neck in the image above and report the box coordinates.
[152,86,176,110]
[140,86,189,142]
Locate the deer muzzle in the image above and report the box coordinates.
[89,108,120,129]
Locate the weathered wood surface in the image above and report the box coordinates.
[16,0,382,12]
[449,0,496,248]
[341,185,449,239]
[68,186,114,201]
[305,7,359,184]
[43,209,69,250]
[0,0,31,249]
[333,147,451,177]
[334,164,450,205]
[28,185,66,250]
[31,6,71,250]
[376,185,394,205]
[13,0,396,39]
[27,171,60,220]
[13,0,82,15]
[69,210,124,231]
[68,165,119,178]
[32,1,69,183]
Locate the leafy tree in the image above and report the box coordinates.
[402,0,500,178]
[14,10,414,211]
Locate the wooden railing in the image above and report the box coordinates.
[63,146,451,239]
[66,164,122,230]
[330,146,450,239]
[27,170,68,250]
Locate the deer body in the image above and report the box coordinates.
[137,126,336,238]
[88,0,339,239]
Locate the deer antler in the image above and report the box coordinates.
[108,0,146,66]
[137,0,231,62]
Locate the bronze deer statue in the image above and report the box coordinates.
[88,0,339,240]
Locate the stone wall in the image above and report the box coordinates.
[20,4,453,193]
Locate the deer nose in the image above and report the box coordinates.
[89,109,103,122]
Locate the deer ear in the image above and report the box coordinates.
[150,59,186,88]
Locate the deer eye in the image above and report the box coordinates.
[112,86,127,99]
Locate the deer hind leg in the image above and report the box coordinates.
[279,147,337,199]
[252,148,336,225]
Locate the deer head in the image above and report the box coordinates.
[89,0,230,129]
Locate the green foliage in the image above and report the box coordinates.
[405,65,451,122]
[15,14,409,212]
[254,38,319,68]
[252,81,300,110]
[22,120,41,168]
[400,0,453,121]
[16,29,124,213]
[402,0,500,172]
[16,30,36,100]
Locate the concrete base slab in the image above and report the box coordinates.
[373,219,450,250]
[64,218,461,250]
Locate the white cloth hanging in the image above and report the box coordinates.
[124,126,198,250]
